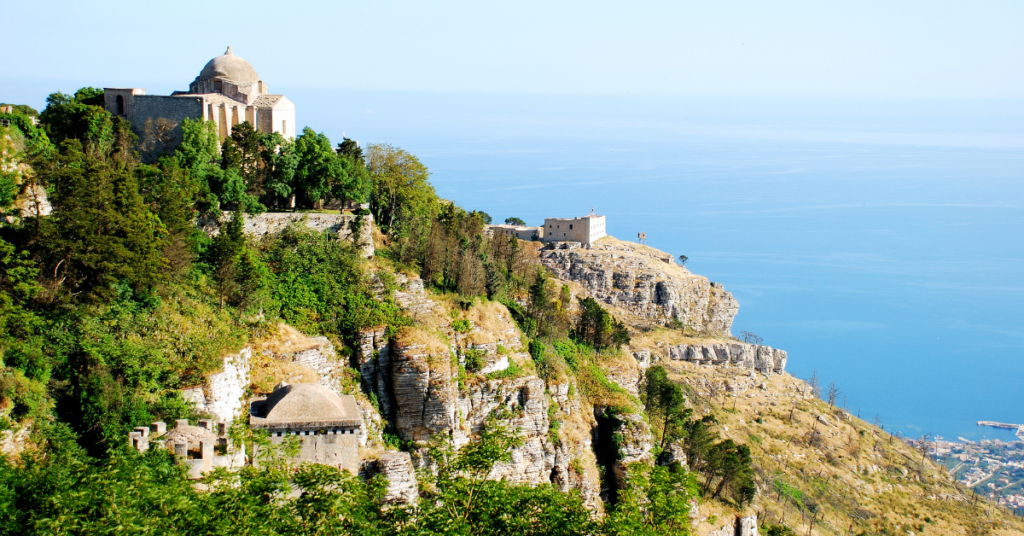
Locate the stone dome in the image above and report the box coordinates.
[250,383,361,430]
[197,46,259,83]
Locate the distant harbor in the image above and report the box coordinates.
[977,421,1024,440]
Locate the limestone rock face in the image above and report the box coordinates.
[664,342,787,374]
[182,348,252,423]
[538,238,738,334]
[390,338,458,442]
[365,451,420,505]
[610,411,654,486]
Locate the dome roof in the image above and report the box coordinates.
[197,46,259,83]
[250,383,361,430]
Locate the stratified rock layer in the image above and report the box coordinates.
[538,238,738,334]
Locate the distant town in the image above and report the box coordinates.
[925,427,1024,513]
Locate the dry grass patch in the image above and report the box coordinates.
[256,323,325,355]
[394,326,450,356]
[248,352,320,394]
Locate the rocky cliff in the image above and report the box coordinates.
[538,237,738,334]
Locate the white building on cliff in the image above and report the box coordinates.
[542,211,606,246]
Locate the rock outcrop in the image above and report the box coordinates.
[364,451,420,505]
[538,238,738,334]
[709,514,759,536]
[664,342,787,374]
[182,348,252,423]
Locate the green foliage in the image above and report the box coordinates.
[485,359,525,380]
[684,415,756,505]
[644,366,692,451]
[452,318,472,333]
[574,296,629,350]
[175,117,219,173]
[39,89,134,158]
[504,217,526,226]
[293,127,369,209]
[36,140,168,300]
[764,524,797,536]
[464,348,486,372]
[605,461,698,536]
[259,225,407,336]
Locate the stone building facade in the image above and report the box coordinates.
[484,223,543,241]
[104,47,295,152]
[249,382,362,474]
[542,212,607,246]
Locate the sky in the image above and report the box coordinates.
[3,0,1024,102]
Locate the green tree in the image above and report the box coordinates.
[175,117,220,172]
[504,217,526,226]
[644,366,692,450]
[574,296,630,350]
[605,462,698,536]
[294,127,344,208]
[366,143,438,243]
[37,141,168,300]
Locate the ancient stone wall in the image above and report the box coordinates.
[131,95,204,153]
[200,211,375,258]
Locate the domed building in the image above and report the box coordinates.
[104,47,295,153]
[249,382,362,474]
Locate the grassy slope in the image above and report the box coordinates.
[658,353,1024,535]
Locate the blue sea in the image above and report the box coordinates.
[280,89,1024,443]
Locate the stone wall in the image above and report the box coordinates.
[200,211,375,258]
[131,95,204,155]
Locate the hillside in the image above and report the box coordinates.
[2,94,1022,535]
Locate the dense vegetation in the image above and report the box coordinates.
[0,90,750,534]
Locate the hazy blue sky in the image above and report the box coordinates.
[3,0,1023,100]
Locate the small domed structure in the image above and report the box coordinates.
[197,46,260,84]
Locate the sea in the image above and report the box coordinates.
[11,84,1024,442]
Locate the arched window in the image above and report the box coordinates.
[116,95,125,116]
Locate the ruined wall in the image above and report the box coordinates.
[200,211,375,258]
[182,348,252,423]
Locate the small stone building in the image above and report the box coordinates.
[484,223,543,241]
[542,212,606,246]
[129,418,245,479]
[104,47,295,152]
[249,382,362,474]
